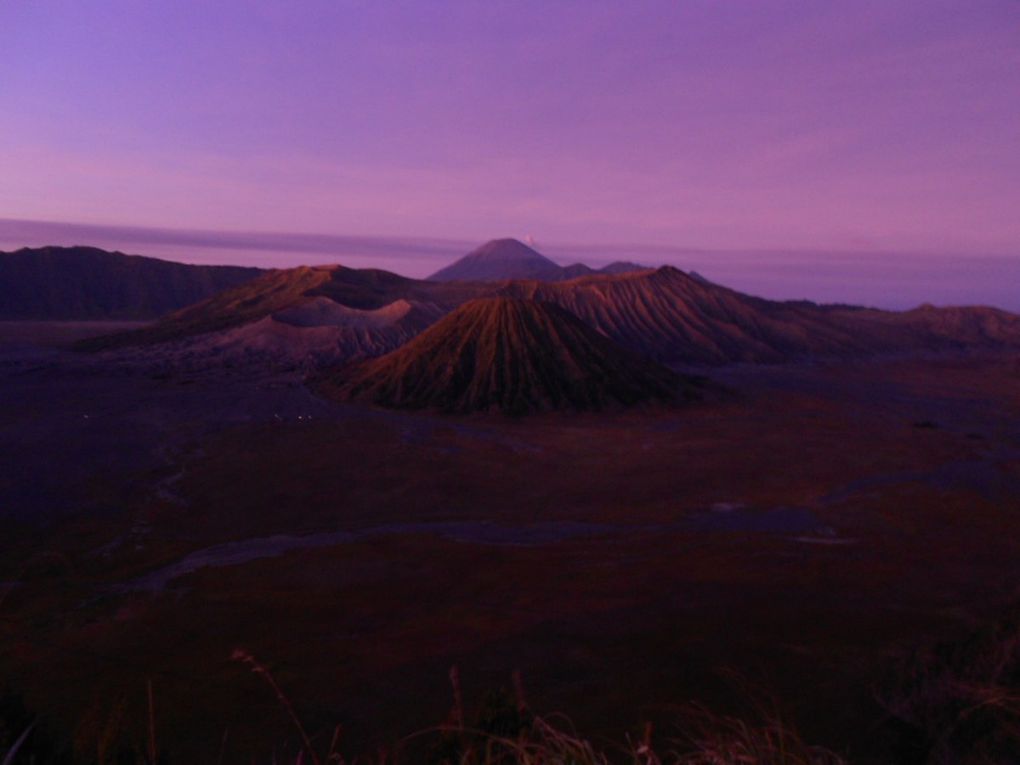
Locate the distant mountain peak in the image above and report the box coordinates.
[428,239,562,282]
[429,240,655,283]
[473,238,545,255]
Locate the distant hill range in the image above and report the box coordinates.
[427,238,646,282]
[321,297,692,414]
[82,238,1020,372]
[0,246,264,320]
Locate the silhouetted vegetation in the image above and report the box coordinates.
[880,609,1020,764]
[12,609,1020,763]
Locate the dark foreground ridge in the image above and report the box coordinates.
[321,297,693,414]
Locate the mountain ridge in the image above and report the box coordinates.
[76,249,1020,369]
[0,246,264,320]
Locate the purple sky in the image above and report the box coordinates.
[2,2,1019,307]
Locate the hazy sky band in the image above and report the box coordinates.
[0,218,470,261]
[5,216,1020,312]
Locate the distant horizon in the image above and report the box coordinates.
[3,215,1020,312]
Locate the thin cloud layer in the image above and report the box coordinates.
[0,217,473,270]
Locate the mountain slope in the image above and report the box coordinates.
[500,267,1020,364]
[322,298,688,414]
[141,299,447,371]
[0,246,263,320]
[80,265,482,352]
[82,260,1020,369]
[500,267,862,364]
[79,265,480,367]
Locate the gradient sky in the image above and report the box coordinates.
[2,1,1020,305]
